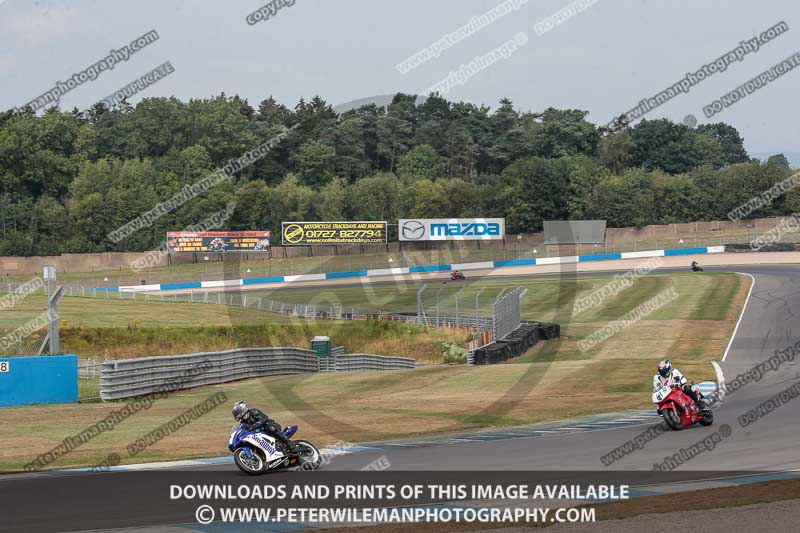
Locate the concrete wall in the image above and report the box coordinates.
[0,216,793,275]
[0,252,169,275]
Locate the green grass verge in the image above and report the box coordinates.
[245,272,740,322]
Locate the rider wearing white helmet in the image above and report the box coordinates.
[653,359,709,412]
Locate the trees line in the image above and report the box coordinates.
[0,92,795,256]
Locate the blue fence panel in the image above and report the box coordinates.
[578,253,623,262]
[325,270,368,279]
[160,281,203,291]
[493,259,537,268]
[242,276,285,285]
[0,355,78,407]
[409,265,452,273]
[664,247,708,256]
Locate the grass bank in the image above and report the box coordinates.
[60,321,466,363]
[0,294,466,362]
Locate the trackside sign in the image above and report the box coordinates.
[399,218,505,241]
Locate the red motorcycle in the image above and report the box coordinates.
[450,271,466,281]
[653,383,713,430]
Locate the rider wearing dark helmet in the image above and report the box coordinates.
[232,401,294,451]
[653,359,709,412]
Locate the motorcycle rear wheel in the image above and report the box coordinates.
[699,409,714,426]
[663,408,683,430]
[234,447,266,475]
[295,440,322,471]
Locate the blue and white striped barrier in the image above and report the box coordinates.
[696,381,717,397]
[107,245,726,292]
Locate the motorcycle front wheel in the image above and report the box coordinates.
[234,447,266,475]
[662,408,683,431]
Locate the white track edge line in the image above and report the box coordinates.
[722,272,755,362]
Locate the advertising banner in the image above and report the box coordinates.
[544,220,607,244]
[398,218,505,241]
[166,231,271,252]
[282,222,387,245]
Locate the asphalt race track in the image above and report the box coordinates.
[2,265,799,532]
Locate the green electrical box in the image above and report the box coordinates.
[311,336,331,358]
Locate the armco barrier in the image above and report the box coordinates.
[105,245,727,293]
[100,348,416,400]
[0,355,79,407]
[472,322,560,365]
[334,354,416,372]
[100,348,318,401]
[331,346,345,357]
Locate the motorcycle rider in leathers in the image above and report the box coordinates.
[653,359,709,412]
[232,401,295,452]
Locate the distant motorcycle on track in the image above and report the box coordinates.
[229,423,321,475]
[450,270,466,281]
[691,261,703,272]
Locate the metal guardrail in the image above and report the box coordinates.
[100,347,416,400]
[100,347,318,401]
[319,346,346,372]
[334,354,416,372]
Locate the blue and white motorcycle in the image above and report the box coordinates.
[228,423,321,475]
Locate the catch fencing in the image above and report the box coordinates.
[100,347,415,401]
[4,283,525,369]
[78,357,103,401]
[0,286,64,357]
[65,285,527,371]
[493,287,525,340]
[55,285,496,333]
[466,287,527,363]
[59,286,432,325]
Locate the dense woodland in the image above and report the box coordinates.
[0,92,796,256]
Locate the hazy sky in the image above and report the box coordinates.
[1,0,798,156]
